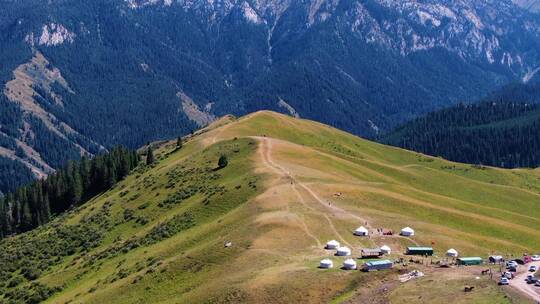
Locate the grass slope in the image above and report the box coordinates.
[1,111,539,304]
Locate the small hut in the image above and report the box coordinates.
[343,259,357,270]
[319,259,333,269]
[400,227,415,236]
[363,260,393,272]
[489,255,504,264]
[446,248,459,258]
[361,248,383,258]
[380,245,391,254]
[457,257,483,266]
[336,247,352,256]
[325,240,340,250]
[354,226,369,236]
[406,247,433,256]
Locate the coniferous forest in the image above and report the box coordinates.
[0,147,139,238]
[382,101,540,168]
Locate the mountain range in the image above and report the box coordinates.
[2,0,540,193]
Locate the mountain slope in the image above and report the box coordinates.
[513,0,540,12]
[2,0,540,192]
[381,98,540,168]
[484,80,540,103]
[1,111,539,303]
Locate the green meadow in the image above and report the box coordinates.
[0,111,538,303]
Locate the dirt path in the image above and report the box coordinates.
[256,137,323,248]
[510,261,540,301]
[257,136,422,248]
[291,184,351,247]
[257,137,368,246]
[258,137,366,222]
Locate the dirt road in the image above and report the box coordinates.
[509,261,540,302]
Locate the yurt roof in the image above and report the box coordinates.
[320,259,332,264]
[355,226,368,232]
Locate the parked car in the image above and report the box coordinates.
[508,266,517,272]
[535,280,540,287]
[527,274,537,283]
[499,277,510,285]
[503,271,515,279]
[529,265,538,272]
[531,255,540,261]
[507,261,518,268]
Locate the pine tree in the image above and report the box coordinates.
[67,161,83,206]
[21,200,32,231]
[176,137,183,150]
[80,156,91,194]
[146,147,155,165]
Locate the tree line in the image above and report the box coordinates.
[381,102,540,168]
[0,147,139,238]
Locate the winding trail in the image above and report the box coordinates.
[257,137,368,247]
[258,137,366,221]
[291,184,351,247]
[257,136,421,248]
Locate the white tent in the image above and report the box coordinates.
[319,259,334,269]
[343,258,357,270]
[446,248,459,257]
[354,226,369,236]
[400,227,415,236]
[336,246,352,256]
[325,240,340,250]
[380,245,392,254]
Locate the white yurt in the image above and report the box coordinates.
[354,226,369,236]
[325,240,340,250]
[400,227,415,236]
[446,248,459,257]
[380,245,392,255]
[336,246,352,256]
[343,258,357,270]
[319,259,334,269]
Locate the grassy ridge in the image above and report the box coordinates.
[209,112,540,252]
[0,111,538,303]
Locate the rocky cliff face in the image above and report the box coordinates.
[513,0,540,12]
[122,0,540,75]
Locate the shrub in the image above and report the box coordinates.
[218,155,228,169]
[22,267,41,280]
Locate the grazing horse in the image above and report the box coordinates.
[464,286,475,292]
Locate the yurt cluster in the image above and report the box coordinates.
[319,225,481,271]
